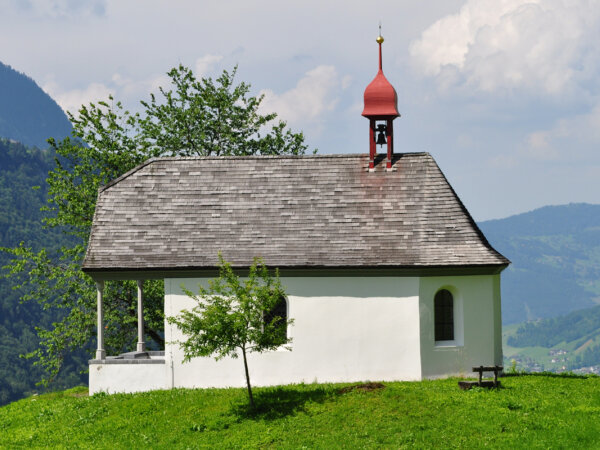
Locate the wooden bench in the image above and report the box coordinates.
[458,365,503,390]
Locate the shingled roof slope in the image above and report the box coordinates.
[82,153,509,273]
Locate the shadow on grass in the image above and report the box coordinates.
[230,385,334,420]
[502,371,597,379]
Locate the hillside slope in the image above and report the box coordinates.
[0,139,85,405]
[479,203,600,324]
[0,61,71,148]
[2,378,599,448]
[503,303,600,372]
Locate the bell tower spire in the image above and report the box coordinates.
[362,27,400,170]
[378,24,383,71]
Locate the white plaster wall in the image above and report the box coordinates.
[418,274,503,379]
[89,362,167,395]
[164,276,422,388]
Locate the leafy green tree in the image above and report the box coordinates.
[168,255,292,407]
[139,65,308,157]
[2,64,309,385]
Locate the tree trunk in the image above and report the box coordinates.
[241,346,254,408]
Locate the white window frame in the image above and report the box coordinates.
[434,286,464,348]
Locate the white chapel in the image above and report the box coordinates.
[82,34,509,394]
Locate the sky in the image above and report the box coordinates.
[1,0,599,221]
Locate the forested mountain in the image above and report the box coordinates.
[505,303,600,371]
[0,60,82,405]
[0,61,71,149]
[0,139,86,405]
[479,203,600,324]
[507,305,600,348]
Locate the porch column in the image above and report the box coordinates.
[137,280,145,352]
[95,280,105,360]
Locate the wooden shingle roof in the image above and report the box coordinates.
[82,153,509,275]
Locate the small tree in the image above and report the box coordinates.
[168,255,292,407]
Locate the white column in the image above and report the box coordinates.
[95,280,105,360]
[137,280,145,352]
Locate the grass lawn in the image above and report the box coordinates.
[1,374,599,448]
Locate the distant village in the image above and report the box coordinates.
[507,350,600,375]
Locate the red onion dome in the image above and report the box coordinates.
[362,34,400,119]
[361,70,399,118]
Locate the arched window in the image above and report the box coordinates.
[434,289,454,341]
[263,296,288,345]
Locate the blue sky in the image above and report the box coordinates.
[2,0,599,220]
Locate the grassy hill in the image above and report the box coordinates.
[479,203,600,324]
[1,377,599,448]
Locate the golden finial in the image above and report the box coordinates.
[377,22,384,44]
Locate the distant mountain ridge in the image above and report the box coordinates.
[0,61,71,148]
[479,203,600,324]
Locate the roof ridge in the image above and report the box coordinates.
[98,152,432,192]
[149,152,430,161]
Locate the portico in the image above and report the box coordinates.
[89,278,167,394]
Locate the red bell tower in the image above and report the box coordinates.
[362,31,400,170]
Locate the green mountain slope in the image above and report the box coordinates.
[479,203,600,324]
[508,305,600,348]
[504,304,600,372]
[0,61,72,148]
[0,138,86,405]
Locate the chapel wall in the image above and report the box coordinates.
[164,275,423,388]
[418,274,503,379]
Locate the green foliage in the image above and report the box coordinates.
[169,255,292,407]
[0,138,86,405]
[139,65,309,157]
[2,376,600,447]
[2,102,166,383]
[1,64,310,387]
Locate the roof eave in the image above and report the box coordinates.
[82,263,510,281]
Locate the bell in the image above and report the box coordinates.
[375,124,387,146]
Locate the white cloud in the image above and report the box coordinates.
[12,0,106,18]
[521,101,600,159]
[43,62,343,123]
[111,73,171,99]
[42,71,173,115]
[194,55,223,78]
[259,65,341,126]
[43,81,113,115]
[410,0,600,95]
[341,75,353,90]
